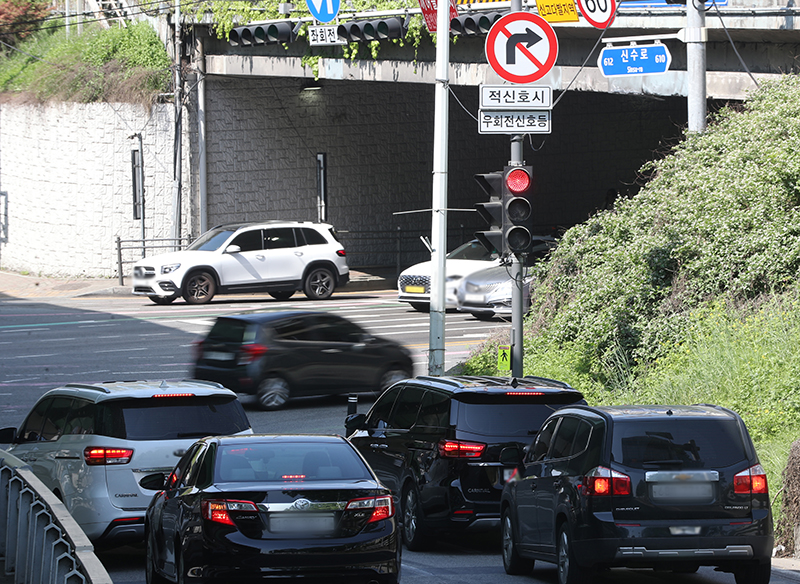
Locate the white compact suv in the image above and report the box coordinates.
[0,380,252,546]
[132,221,350,305]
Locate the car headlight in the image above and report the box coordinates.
[161,263,181,275]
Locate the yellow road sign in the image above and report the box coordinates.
[498,345,511,370]
[535,0,579,22]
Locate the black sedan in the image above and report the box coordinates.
[144,434,401,584]
[192,311,414,410]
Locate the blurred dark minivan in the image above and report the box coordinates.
[499,404,773,584]
[345,375,585,550]
[193,311,413,410]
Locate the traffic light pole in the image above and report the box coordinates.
[428,0,451,375]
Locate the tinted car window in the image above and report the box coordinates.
[367,386,402,428]
[264,228,297,249]
[272,316,320,341]
[206,318,256,343]
[40,397,76,441]
[418,390,450,427]
[549,416,581,460]
[531,417,558,461]
[97,396,250,440]
[611,419,748,469]
[300,227,327,245]
[20,399,50,442]
[316,315,364,343]
[390,386,426,430]
[216,442,372,482]
[230,229,263,252]
[446,240,494,261]
[456,400,569,438]
[63,400,96,435]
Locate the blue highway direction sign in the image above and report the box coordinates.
[598,44,671,77]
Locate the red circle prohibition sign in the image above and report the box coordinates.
[485,12,559,84]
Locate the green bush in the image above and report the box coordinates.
[0,22,170,102]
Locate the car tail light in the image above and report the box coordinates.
[202,499,259,525]
[346,495,394,523]
[84,447,134,465]
[336,249,346,257]
[734,464,768,494]
[506,391,544,396]
[438,439,486,458]
[584,466,631,496]
[238,343,268,364]
[152,393,196,398]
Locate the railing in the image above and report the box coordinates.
[0,454,112,584]
[115,236,192,286]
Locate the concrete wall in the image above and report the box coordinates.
[0,102,190,278]
[0,77,688,278]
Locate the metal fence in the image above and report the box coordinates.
[0,454,112,584]
[115,236,192,285]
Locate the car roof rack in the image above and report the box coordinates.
[64,383,111,394]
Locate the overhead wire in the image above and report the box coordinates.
[709,0,759,89]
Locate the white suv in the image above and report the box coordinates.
[132,221,350,305]
[0,380,252,546]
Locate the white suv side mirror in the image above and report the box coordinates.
[225,244,241,254]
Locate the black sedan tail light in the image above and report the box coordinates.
[202,499,259,525]
[345,495,394,523]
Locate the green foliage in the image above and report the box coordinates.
[0,22,170,102]
[196,0,430,73]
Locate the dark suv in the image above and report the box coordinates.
[499,405,773,584]
[345,375,585,550]
[193,311,413,410]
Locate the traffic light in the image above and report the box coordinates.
[229,21,296,46]
[473,171,506,257]
[450,12,503,36]
[337,17,405,42]
[502,165,536,255]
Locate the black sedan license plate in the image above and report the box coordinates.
[270,514,335,533]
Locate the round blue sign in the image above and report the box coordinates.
[306,0,340,23]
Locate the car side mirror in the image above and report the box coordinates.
[0,427,18,444]
[500,446,523,467]
[225,244,241,254]
[139,472,167,491]
[345,413,367,434]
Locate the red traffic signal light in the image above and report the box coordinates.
[503,166,535,254]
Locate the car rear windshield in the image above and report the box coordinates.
[98,396,250,440]
[455,393,584,438]
[206,318,257,343]
[611,419,749,470]
[216,441,372,482]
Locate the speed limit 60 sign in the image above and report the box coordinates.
[577,0,616,29]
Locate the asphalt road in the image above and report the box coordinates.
[1,287,798,584]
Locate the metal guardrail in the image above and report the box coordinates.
[0,453,111,584]
[115,236,192,286]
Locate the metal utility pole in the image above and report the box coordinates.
[428,0,451,375]
[687,0,707,131]
[171,0,183,250]
[508,0,525,378]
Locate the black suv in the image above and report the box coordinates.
[499,405,773,584]
[193,311,413,410]
[345,375,585,550]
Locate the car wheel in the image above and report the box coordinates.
[182,271,216,305]
[734,561,771,584]
[409,302,430,313]
[557,523,592,584]
[378,367,411,394]
[402,485,429,551]
[145,529,169,584]
[269,291,295,301]
[149,295,177,305]
[501,509,534,575]
[303,267,335,300]
[256,376,291,410]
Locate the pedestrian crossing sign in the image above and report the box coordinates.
[498,345,511,370]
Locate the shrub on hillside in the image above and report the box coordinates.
[0,0,51,47]
[523,75,800,373]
